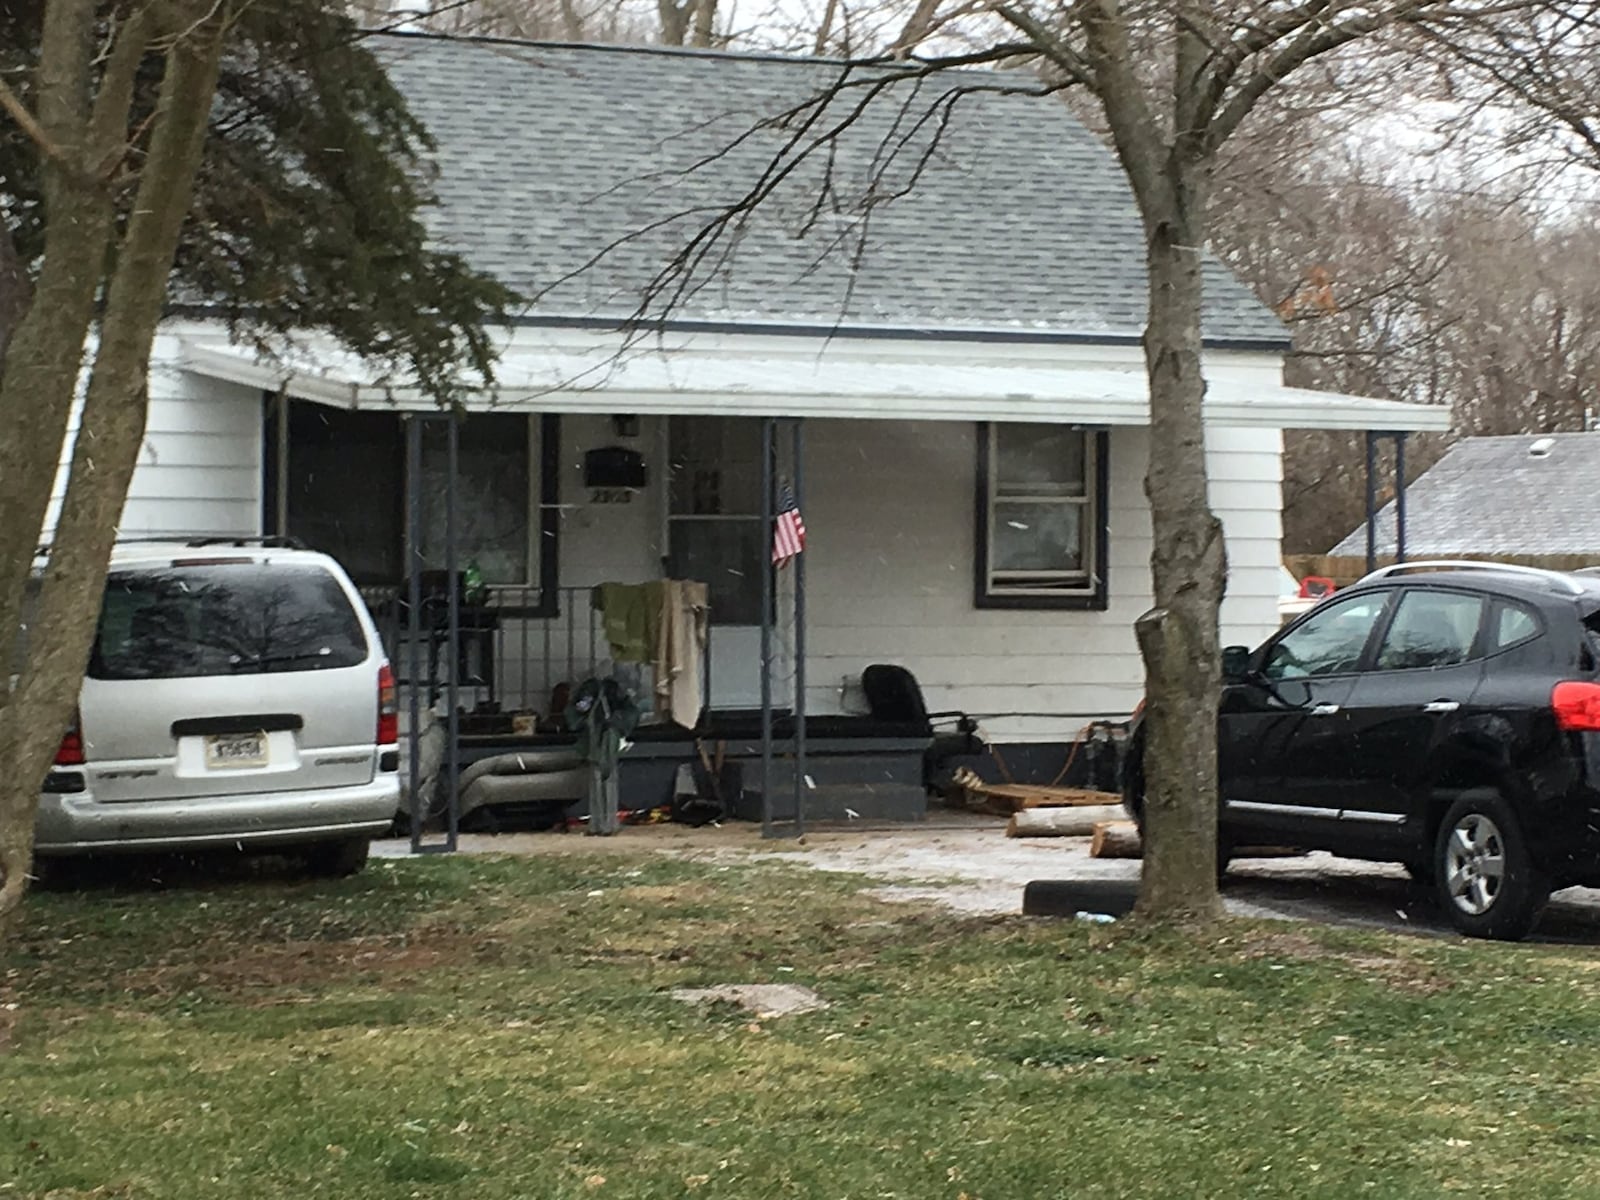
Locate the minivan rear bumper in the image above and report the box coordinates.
[35,776,399,855]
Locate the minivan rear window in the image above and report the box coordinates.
[89,563,368,680]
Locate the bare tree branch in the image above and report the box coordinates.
[0,79,68,165]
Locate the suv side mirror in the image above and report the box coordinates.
[1221,645,1252,683]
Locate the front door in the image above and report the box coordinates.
[1220,590,1392,841]
[665,417,775,709]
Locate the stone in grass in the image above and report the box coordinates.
[671,984,829,1018]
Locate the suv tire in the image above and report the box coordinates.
[305,836,371,878]
[1433,794,1548,941]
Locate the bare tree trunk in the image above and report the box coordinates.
[890,0,939,58]
[557,0,585,39]
[0,228,31,364]
[1072,8,1225,923]
[658,0,690,44]
[0,0,133,684]
[689,0,716,46]
[812,0,838,55]
[0,0,227,926]
[1133,165,1227,923]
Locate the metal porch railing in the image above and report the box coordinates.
[359,584,622,721]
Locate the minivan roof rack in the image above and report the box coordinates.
[36,535,308,558]
[1358,559,1588,595]
[178,536,307,550]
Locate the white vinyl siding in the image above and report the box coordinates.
[42,333,261,544]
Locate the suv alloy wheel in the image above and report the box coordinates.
[1434,794,1549,940]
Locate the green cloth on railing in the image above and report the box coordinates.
[595,582,653,663]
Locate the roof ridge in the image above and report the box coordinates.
[1462,431,1596,444]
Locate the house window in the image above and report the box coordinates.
[975,423,1108,610]
[417,418,530,585]
[264,400,560,605]
[666,416,766,626]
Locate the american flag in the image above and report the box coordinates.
[772,482,806,567]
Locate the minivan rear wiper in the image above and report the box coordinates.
[228,648,334,671]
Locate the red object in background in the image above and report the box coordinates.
[1299,575,1336,599]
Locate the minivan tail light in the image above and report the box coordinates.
[55,713,85,766]
[377,663,398,746]
[1553,681,1600,731]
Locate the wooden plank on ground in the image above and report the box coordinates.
[951,767,1120,814]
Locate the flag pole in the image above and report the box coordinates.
[760,417,775,839]
[792,418,806,838]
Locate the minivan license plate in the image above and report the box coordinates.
[204,732,268,770]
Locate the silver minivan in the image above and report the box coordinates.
[34,541,400,874]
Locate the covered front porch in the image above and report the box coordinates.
[176,324,1451,842]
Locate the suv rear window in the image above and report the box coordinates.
[90,563,368,680]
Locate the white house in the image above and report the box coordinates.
[54,35,1448,817]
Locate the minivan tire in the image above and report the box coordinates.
[1433,794,1548,941]
[305,836,371,878]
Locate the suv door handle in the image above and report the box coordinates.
[1309,703,1341,716]
[1421,700,1461,714]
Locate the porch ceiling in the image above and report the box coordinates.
[180,340,1451,433]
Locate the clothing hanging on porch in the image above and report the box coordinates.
[592,580,709,728]
[652,579,708,729]
[595,582,653,663]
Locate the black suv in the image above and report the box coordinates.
[1123,562,1600,940]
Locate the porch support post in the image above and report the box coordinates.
[274,391,289,538]
[444,414,461,853]
[406,415,424,856]
[760,417,775,838]
[1393,432,1408,565]
[792,418,807,839]
[1364,429,1378,575]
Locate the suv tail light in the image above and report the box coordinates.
[1553,681,1600,731]
[377,663,398,746]
[55,712,85,766]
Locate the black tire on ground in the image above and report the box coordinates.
[1216,831,1234,886]
[304,836,371,878]
[1433,794,1547,941]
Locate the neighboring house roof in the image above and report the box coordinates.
[375,34,1289,346]
[1329,432,1600,558]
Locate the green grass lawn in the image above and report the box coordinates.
[5,850,1600,1199]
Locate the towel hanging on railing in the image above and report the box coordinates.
[591,580,709,729]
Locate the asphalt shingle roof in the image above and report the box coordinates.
[376,34,1289,344]
[1330,432,1600,557]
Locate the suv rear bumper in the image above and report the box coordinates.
[35,776,399,856]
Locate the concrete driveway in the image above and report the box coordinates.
[374,815,1600,944]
